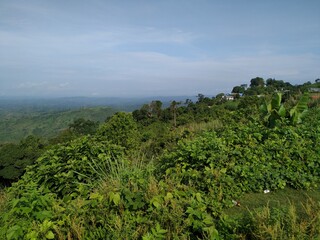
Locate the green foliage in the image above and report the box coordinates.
[289,92,309,125]
[0,183,57,239]
[140,122,174,157]
[213,197,320,239]
[160,119,319,194]
[14,136,124,198]
[246,199,320,239]
[232,86,245,94]
[260,92,286,127]
[0,136,45,185]
[98,112,141,151]
[58,159,222,239]
[260,92,310,127]
[68,118,99,135]
[48,129,77,145]
[250,77,265,88]
[266,78,292,91]
[0,106,116,143]
[0,87,319,239]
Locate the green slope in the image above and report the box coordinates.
[0,106,118,143]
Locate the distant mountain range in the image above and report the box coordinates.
[0,96,198,112]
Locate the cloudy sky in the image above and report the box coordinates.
[0,0,319,97]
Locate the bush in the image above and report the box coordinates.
[11,136,124,199]
[98,112,141,151]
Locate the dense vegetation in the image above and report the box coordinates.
[0,107,117,186]
[0,78,319,239]
[0,106,117,143]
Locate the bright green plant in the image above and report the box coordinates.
[260,92,286,127]
[260,92,309,127]
[0,183,57,240]
[98,112,141,151]
[12,136,124,199]
[289,92,309,125]
[160,116,319,195]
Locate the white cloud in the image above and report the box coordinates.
[0,1,319,97]
[7,50,318,96]
[58,82,69,88]
[17,81,48,89]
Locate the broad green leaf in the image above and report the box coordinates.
[7,225,23,240]
[278,105,286,118]
[90,192,104,201]
[296,92,309,113]
[195,192,202,202]
[20,207,32,214]
[271,93,282,110]
[34,210,53,221]
[164,192,173,202]
[109,192,121,206]
[152,200,161,209]
[45,231,55,239]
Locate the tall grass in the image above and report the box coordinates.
[0,189,7,213]
[246,198,320,239]
[181,119,223,134]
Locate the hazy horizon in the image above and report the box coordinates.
[1,0,319,98]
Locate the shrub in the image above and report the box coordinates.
[98,112,141,151]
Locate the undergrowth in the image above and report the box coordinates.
[0,98,319,239]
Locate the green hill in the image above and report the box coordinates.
[0,107,117,143]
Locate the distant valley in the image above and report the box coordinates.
[0,96,197,143]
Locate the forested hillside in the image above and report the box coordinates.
[0,79,319,239]
[0,107,117,143]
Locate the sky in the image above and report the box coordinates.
[0,0,319,97]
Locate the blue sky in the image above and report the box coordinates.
[0,0,319,97]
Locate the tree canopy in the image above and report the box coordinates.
[250,77,265,87]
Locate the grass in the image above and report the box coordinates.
[181,119,223,134]
[221,188,320,239]
[225,187,320,216]
[0,189,7,214]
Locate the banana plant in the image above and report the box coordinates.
[289,92,309,125]
[260,92,309,127]
[260,92,287,127]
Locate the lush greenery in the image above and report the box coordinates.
[0,107,117,186]
[0,78,319,239]
[0,106,117,143]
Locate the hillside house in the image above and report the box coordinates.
[223,94,236,101]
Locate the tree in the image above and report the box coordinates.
[250,77,265,88]
[69,118,99,135]
[197,93,205,102]
[132,104,150,123]
[170,101,181,127]
[98,112,140,151]
[150,100,163,118]
[49,129,77,145]
[238,96,262,113]
[215,93,224,99]
[265,79,290,90]
[232,86,245,94]
[0,135,45,186]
